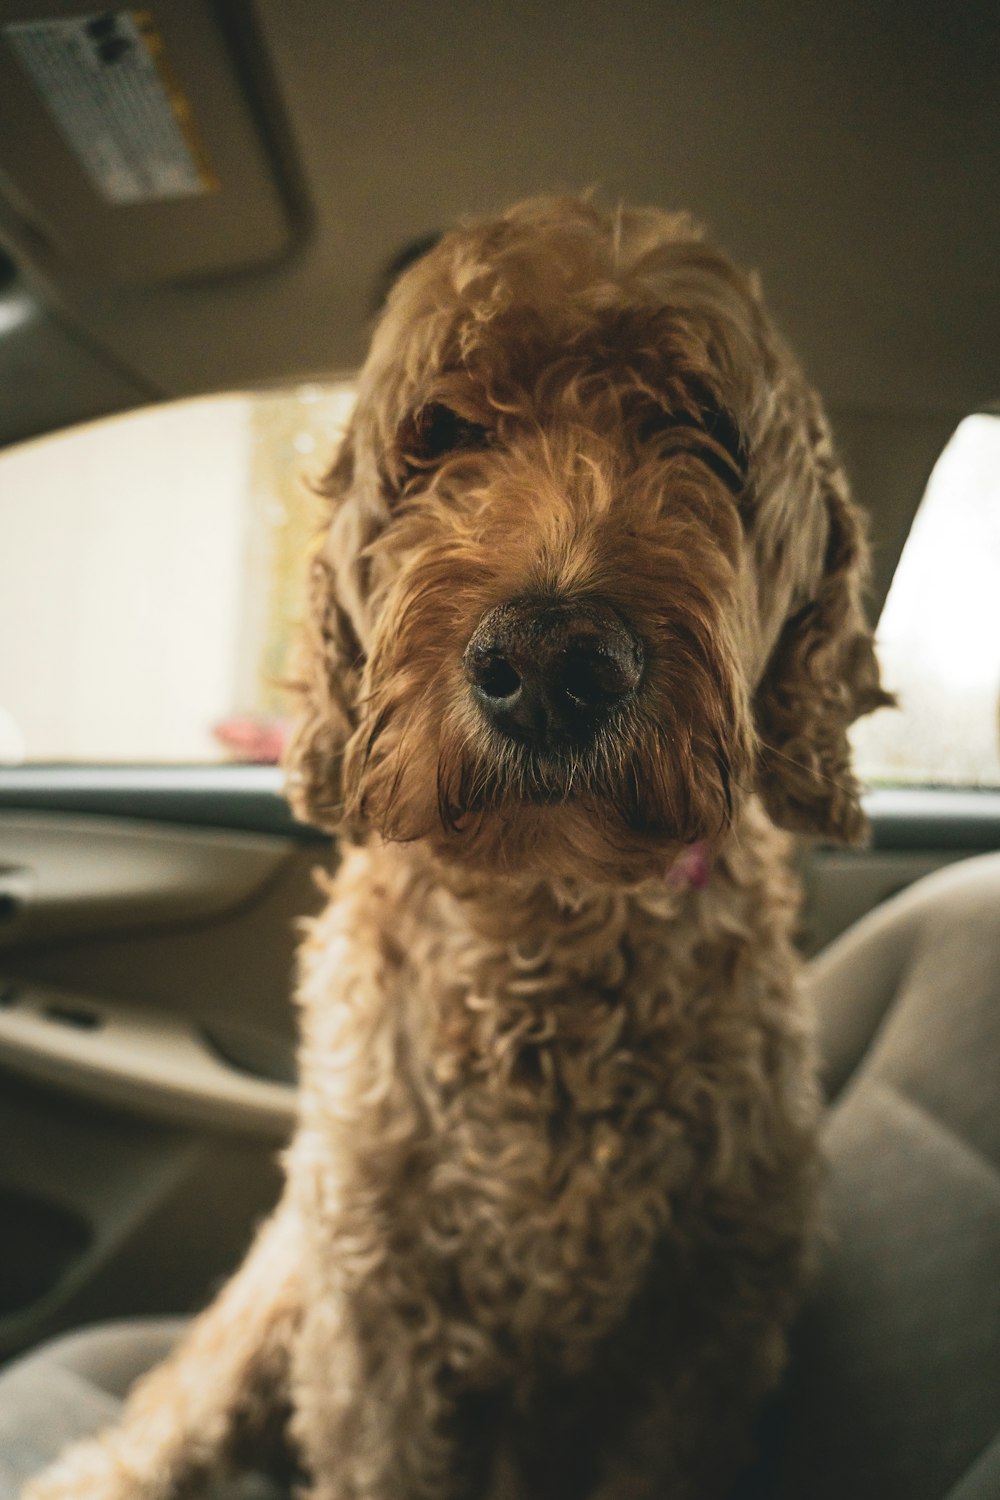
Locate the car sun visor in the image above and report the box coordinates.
[0,2,301,284]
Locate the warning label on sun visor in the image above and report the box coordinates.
[4,10,218,204]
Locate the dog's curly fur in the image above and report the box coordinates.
[25,197,890,1500]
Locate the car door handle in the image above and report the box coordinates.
[0,982,297,1140]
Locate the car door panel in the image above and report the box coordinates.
[0,813,295,945]
[0,779,331,1361]
[0,1070,284,1361]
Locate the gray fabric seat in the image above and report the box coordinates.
[740,852,1000,1500]
[0,1320,281,1499]
[0,1321,183,1497]
[3,854,1000,1500]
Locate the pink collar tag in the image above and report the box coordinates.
[669,841,712,889]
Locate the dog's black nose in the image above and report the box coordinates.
[463,598,643,746]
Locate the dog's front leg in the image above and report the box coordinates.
[290,1289,470,1500]
[23,1204,302,1500]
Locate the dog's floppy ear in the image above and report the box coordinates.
[754,457,893,845]
[284,431,366,833]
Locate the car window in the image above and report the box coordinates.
[851,412,1000,789]
[0,384,354,764]
[2,397,997,784]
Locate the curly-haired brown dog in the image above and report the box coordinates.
[26,197,890,1500]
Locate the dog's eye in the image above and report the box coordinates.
[398,403,492,470]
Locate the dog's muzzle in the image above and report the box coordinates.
[463,598,644,750]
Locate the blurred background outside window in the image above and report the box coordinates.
[0,383,353,764]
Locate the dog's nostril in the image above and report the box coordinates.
[561,644,642,709]
[477,657,521,701]
[464,649,521,702]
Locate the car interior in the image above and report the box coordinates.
[0,3,998,1497]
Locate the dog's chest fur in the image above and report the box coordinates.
[290,799,816,1393]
